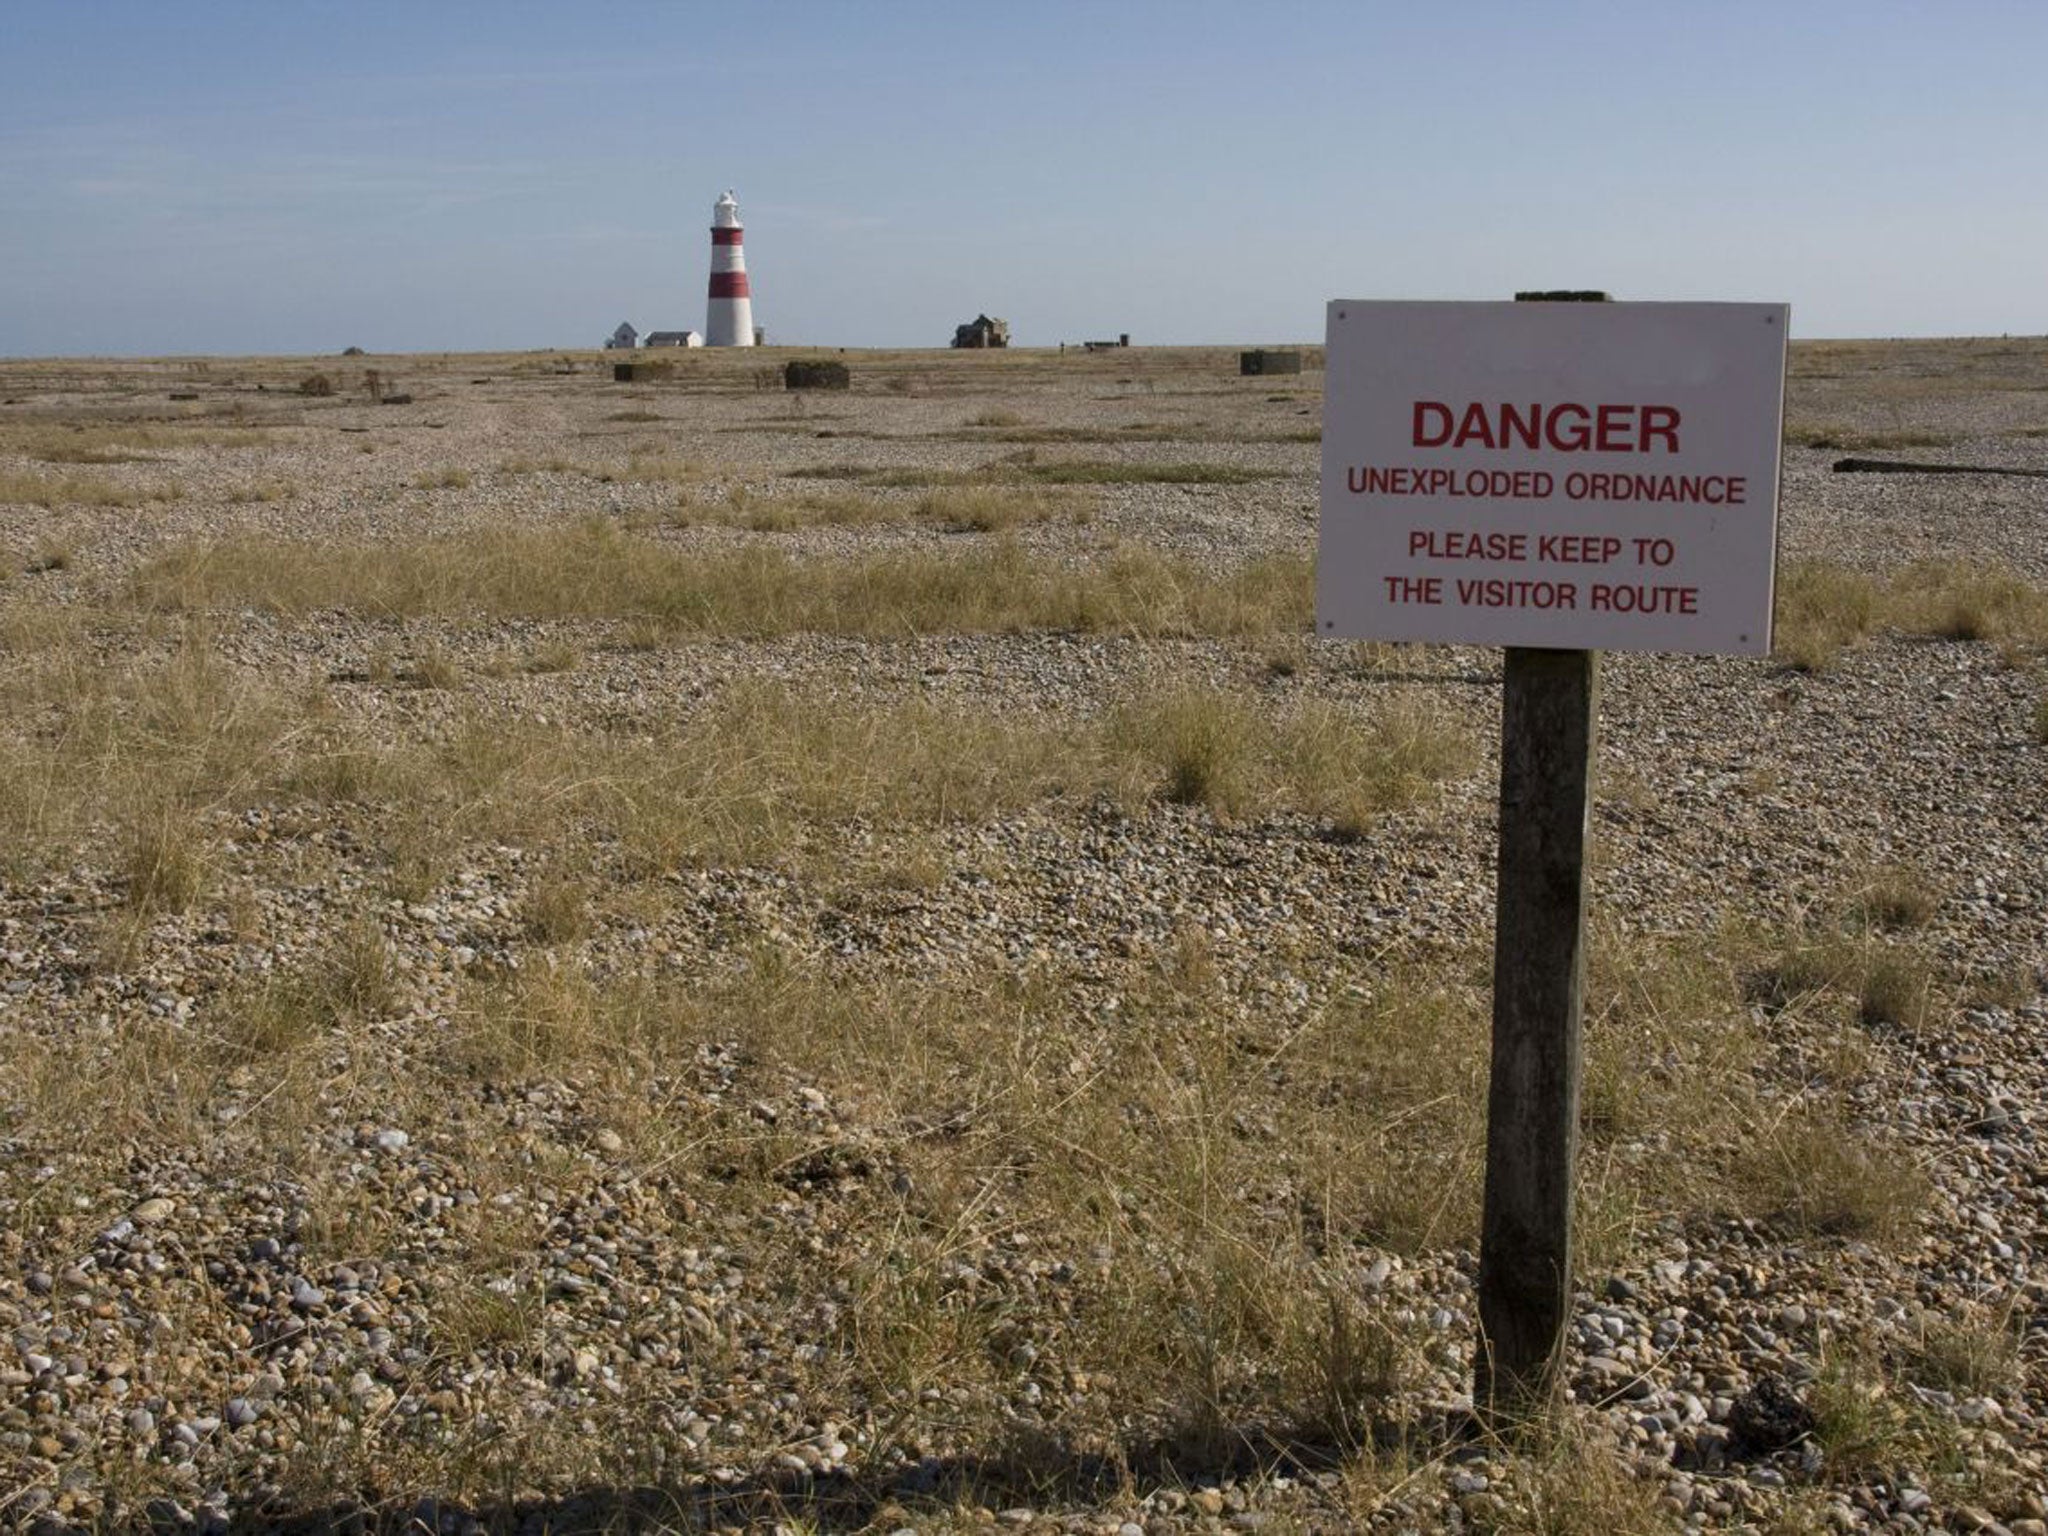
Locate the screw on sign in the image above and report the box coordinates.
[1316,291,1788,1417]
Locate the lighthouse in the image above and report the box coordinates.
[705,190,754,347]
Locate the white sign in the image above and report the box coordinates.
[1318,301,1788,655]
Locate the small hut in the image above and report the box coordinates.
[951,314,1010,349]
[604,322,638,350]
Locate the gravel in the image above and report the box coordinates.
[1,342,2045,1530]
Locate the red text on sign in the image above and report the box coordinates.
[1457,579,1578,609]
[1384,576,1443,605]
[1591,583,1698,615]
[1537,534,1623,564]
[1412,401,1681,454]
[1409,529,1528,561]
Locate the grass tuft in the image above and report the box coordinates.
[1846,865,1937,931]
[1775,562,1880,672]
[118,808,211,914]
[1735,1106,1929,1240]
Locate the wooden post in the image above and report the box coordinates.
[1475,290,1606,1419]
[1475,646,1595,1414]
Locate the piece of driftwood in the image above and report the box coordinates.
[1831,457,2048,479]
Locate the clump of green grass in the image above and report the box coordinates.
[784,462,973,486]
[945,423,1188,445]
[1805,1352,1898,1476]
[317,915,400,1022]
[414,466,473,490]
[1749,914,1941,1030]
[1475,1425,1686,1534]
[387,647,462,690]
[1287,970,1492,1251]
[1272,692,1469,837]
[1128,686,1258,813]
[701,485,1087,534]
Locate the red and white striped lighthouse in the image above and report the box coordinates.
[705,190,754,347]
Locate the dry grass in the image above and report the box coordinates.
[0,645,1473,896]
[1800,1344,2008,1503]
[1898,1302,2024,1397]
[128,524,1312,638]
[789,457,1272,488]
[0,468,165,508]
[497,454,580,476]
[0,421,271,463]
[1733,1105,1929,1240]
[1776,559,2048,669]
[678,484,1091,534]
[1774,562,1881,672]
[1111,686,1469,832]
[225,478,295,503]
[1892,559,2048,645]
[117,806,212,914]
[602,453,707,486]
[1845,864,1939,932]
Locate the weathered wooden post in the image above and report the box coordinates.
[1475,642,1595,1412]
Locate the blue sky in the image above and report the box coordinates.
[3,1,2044,355]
